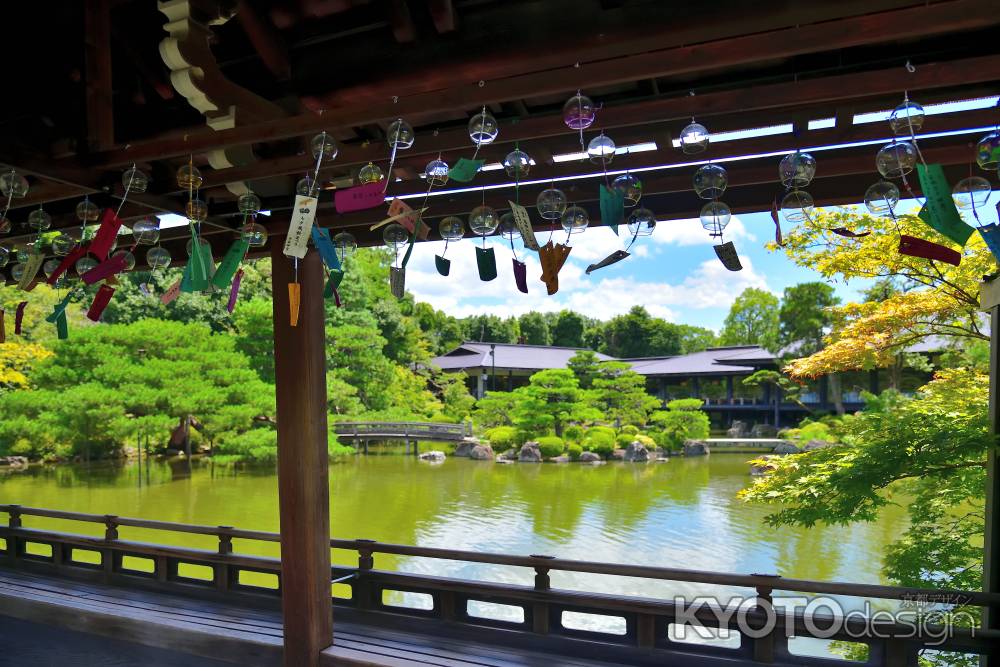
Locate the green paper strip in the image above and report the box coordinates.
[916,163,974,246]
[435,254,451,276]
[448,158,485,183]
[476,246,497,281]
[599,184,624,235]
[400,218,425,269]
[324,269,345,298]
[45,291,75,324]
[55,307,68,340]
[211,239,250,290]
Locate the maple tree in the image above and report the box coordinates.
[773,209,992,379]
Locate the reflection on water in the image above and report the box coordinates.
[0,454,905,602]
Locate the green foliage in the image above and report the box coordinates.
[615,433,634,448]
[473,391,519,429]
[550,310,587,347]
[589,361,659,426]
[535,436,565,458]
[778,282,840,356]
[462,314,519,343]
[567,443,583,461]
[484,426,519,452]
[634,434,655,449]
[648,404,710,451]
[562,424,584,443]
[567,350,602,389]
[665,398,703,412]
[582,427,616,458]
[0,319,274,462]
[512,369,602,437]
[740,369,988,603]
[719,287,780,349]
[588,305,704,358]
[620,424,639,435]
[782,420,836,444]
[518,312,551,346]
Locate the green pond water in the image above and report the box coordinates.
[0,452,904,600]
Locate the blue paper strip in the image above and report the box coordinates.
[311,227,342,271]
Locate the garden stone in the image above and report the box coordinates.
[611,448,626,460]
[623,441,650,462]
[683,440,710,456]
[727,421,749,438]
[0,456,28,468]
[551,455,571,463]
[518,442,543,463]
[498,448,518,461]
[751,423,778,438]
[579,451,602,463]
[418,450,446,462]
[750,455,779,476]
[803,439,833,451]
[453,441,477,457]
[470,444,494,460]
[773,442,801,455]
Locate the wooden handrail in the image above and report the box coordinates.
[3,504,998,607]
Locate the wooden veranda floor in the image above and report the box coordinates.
[0,570,679,667]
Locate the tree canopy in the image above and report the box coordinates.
[719,287,780,349]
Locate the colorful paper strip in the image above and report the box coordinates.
[898,234,961,266]
[212,239,250,290]
[47,246,87,285]
[978,224,1000,262]
[830,227,872,238]
[311,227,342,271]
[227,269,244,313]
[17,252,44,291]
[586,250,630,274]
[288,283,301,327]
[81,252,128,285]
[86,284,115,322]
[389,267,405,298]
[915,163,974,246]
[508,201,539,251]
[435,254,451,276]
[599,184,624,235]
[283,194,318,259]
[14,301,26,334]
[334,180,386,213]
[512,258,528,294]
[160,279,182,305]
[89,209,124,260]
[476,246,498,281]
[0,310,5,343]
[714,241,743,271]
[54,308,68,340]
[448,158,485,183]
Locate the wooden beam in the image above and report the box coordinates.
[271,247,332,667]
[84,0,114,152]
[235,0,291,80]
[85,0,1000,167]
[427,0,456,33]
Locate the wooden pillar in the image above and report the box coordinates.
[271,248,332,667]
[726,375,734,402]
[84,0,114,151]
[981,277,1000,666]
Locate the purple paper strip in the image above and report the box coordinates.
[333,286,342,308]
[81,253,128,285]
[227,269,244,313]
[513,258,528,294]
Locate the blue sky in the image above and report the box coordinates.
[401,208,870,331]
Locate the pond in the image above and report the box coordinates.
[0,453,904,595]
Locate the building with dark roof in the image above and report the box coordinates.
[432,342,936,428]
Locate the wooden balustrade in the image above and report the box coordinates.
[1,504,996,666]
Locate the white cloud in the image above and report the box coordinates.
[403,233,770,322]
[651,215,756,247]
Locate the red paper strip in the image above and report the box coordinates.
[0,310,5,343]
[160,279,182,305]
[227,269,244,313]
[831,227,871,238]
[333,286,342,308]
[87,284,116,322]
[47,246,87,285]
[898,234,961,266]
[81,253,128,285]
[14,301,27,334]
[89,209,124,260]
[387,198,429,240]
[335,180,386,213]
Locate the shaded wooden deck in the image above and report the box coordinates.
[0,570,659,666]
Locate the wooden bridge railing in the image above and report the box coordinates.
[1,504,997,666]
[331,421,473,440]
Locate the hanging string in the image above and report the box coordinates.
[471,105,487,162]
[116,163,137,217]
[310,133,326,191]
[384,123,401,195]
[0,169,14,224]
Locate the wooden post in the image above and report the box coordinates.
[271,248,332,667]
[981,276,1000,667]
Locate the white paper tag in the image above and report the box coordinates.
[283,195,318,259]
[509,201,539,251]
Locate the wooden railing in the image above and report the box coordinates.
[1,504,997,666]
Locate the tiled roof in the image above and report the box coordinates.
[431,342,614,372]
[431,342,772,376]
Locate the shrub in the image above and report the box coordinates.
[485,426,518,452]
[536,436,565,458]
[649,430,675,451]
[666,398,705,411]
[615,433,634,448]
[567,443,583,460]
[654,410,710,451]
[620,424,640,436]
[563,424,584,443]
[583,429,616,458]
[784,420,835,444]
[634,434,656,449]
